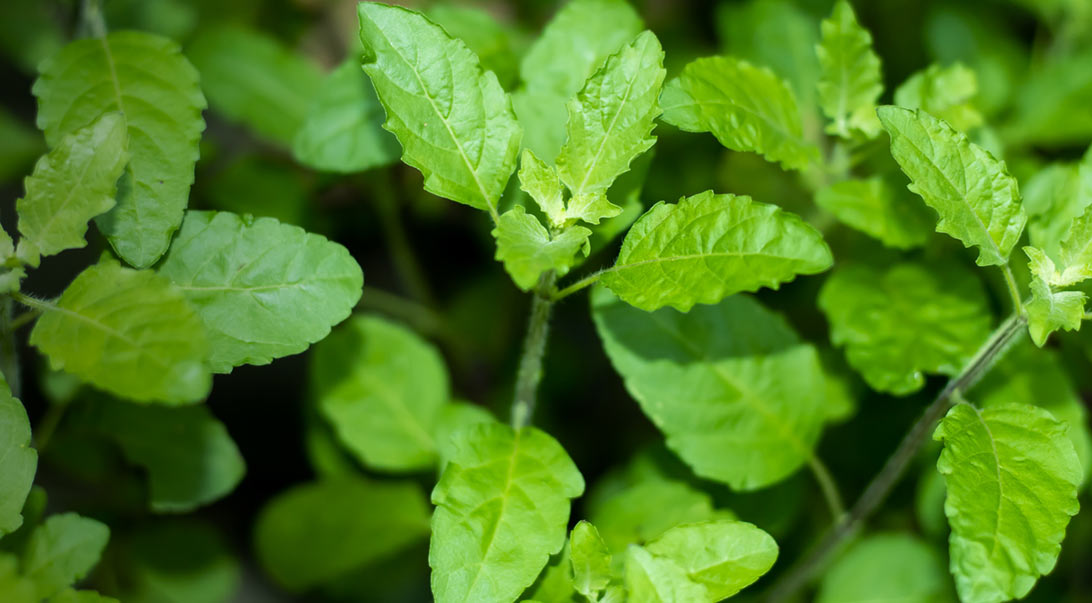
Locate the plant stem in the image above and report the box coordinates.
[761,312,1028,603]
[807,456,846,521]
[0,298,21,397]
[34,402,68,452]
[80,0,107,39]
[11,292,56,314]
[552,270,604,301]
[511,272,557,429]
[1001,264,1025,316]
[371,174,436,308]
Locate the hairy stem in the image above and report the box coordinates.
[552,270,604,301]
[0,297,21,397]
[762,312,1028,603]
[511,272,557,429]
[1001,264,1025,317]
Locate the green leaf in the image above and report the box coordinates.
[359,2,521,217]
[569,521,611,599]
[1024,157,1092,258]
[49,590,119,603]
[116,519,239,603]
[519,149,567,228]
[0,107,44,185]
[625,520,778,602]
[255,477,431,591]
[0,553,37,602]
[816,1,883,139]
[815,177,933,249]
[292,60,400,174]
[433,403,495,470]
[935,403,1082,603]
[0,379,35,536]
[312,315,448,472]
[187,26,323,146]
[86,399,245,512]
[592,289,828,490]
[203,157,308,226]
[522,546,578,603]
[601,191,832,312]
[894,62,983,132]
[1025,274,1085,347]
[430,423,584,603]
[22,513,109,599]
[492,207,591,291]
[1054,203,1092,285]
[428,4,520,90]
[33,32,206,268]
[514,0,643,163]
[661,56,820,171]
[30,259,212,404]
[555,31,664,222]
[158,211,363,373]
[818,262,992,395]
[877,105,1026,266]
[15,113,128,267]
[817,533,952,603]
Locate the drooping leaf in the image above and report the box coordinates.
[359,2,521,216]
[0,379,35,536]
[817,533,952,603]
[430,423,584,603]
[815,177,932,248]
[816,1,883,139]
[569,521,611,599]
[15,113,128,267]
[187,26,323,146]
[116,519,240,603]
[492,207,591,291]
[877,105,1025,266]
[292,60,400,174]
[428,3,520,90]
[85,399,245,512]
[894,62,983,132]
[661,56,820,171]
[514,0,642,163]
[21,513,109,599]
[157,211,363,373]
[312,315,448,472]
[818,262,992,395]
[1024,274,1085,347]
[29,259,212,404]
[555,31,664,222]
[935,403,1082,603]
[255,478,431,592]
[33,32,206,268]
[601,191,832,312]
[593,289,829,490]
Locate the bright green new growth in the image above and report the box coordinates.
[157,211,363,373]
[312,315,449,472]
[661,56,819,171]
[0,379,35,535]
[877,106,1025,266]
[894,63,983,133]
[815,177,932,248]
[33,31,206,269]
[22,513,109,600]
[429,422,584,603]
[818,262,992,395]
[358,3,521,218]
[292,60,400,174]
[15,113,129,267]
[935,403,1082,603]
[519,149,567,227]
[817,533,952,603]
[593,289,829,490]
[625,520,778,602]
[1025,275,1085,346]
[30,259,212,404]
[816,1,883,139]
[255,478,430,591]
[570,521,612,599]
[493,206,591,291]
[1023,156,1092,258]
[602,191,832,312]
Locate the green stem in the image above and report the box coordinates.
[807,455,846,521]
[761,312,1028,603]
[371,174,436,308]
[34,402,68,452]
[511,272,557,429]
[552,270,604,301]
[11,292,55,314]
[1001,264,1025,317]
[80,0,107,38]
[0,298,21,397]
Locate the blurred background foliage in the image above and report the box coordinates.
[1,0,1091,601]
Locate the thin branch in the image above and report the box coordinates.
[552,270,605,301]
[369,173,436,308]
[511,272,557,429]
[807,455,846,521]
[1001,264,1025,317]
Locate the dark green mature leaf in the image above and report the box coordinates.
[816,1,883,139]
[30,260,212,404]
[33,32,206,268]
[313,315,448,472]
[0,107,44,185]
[815,177,932,248]
[158,211,362,373]
[935,403,1082,603]
[661,56,820,171]
[22,513,109,599]
[817,533,952,603]
[602,191,832,312]
[593,289,829,490]
[359,2,521,217]
[117,520,239,603]
[894,63,983,132]
[15,113,128,267]
[818,262,992,395]
[0,379,35,536]
[493,207,591,291]
[878,106,1025,266]
[514,0,642,163]
[187,26,323,146]
[430,423,584,603]
[292,60,400,174]
[255,478,431,592]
